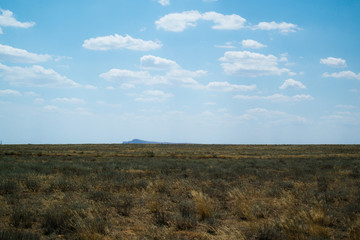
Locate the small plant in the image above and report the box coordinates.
[175,200,197,230]
[112,195,133,217]
[24,178,41,192]
[0,229,40,240]
[228,188,251,220]
[153,210,170,226]
[191,190,213,220]
[145,151,155,158]
[12,205,36,228]
[89,190,113,202]
[0,180,19,194]
[42,205,74,235]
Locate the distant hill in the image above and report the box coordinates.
[122,139,172,144]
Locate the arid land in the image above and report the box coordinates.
[1,144,360,239]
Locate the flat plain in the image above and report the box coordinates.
[0,144,360,239]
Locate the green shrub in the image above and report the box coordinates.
[12,205,36,228]
[0,229,40,240]
[42,205,74,235]
[24,178,41,192]
[0,180,20,194]
[112,195,133,217]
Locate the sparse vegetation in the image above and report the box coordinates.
[0,144,359,239]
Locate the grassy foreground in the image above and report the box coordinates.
[0,144,360,239]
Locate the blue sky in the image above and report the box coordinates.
[0,0,359,144]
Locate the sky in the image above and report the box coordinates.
[0,0,360,144]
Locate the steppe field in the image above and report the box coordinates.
[1,144,360,240]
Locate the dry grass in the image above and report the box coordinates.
[0,144,359,239]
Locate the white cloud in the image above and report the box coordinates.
[246,108,308,125]
[101,55,206,86]
[82,34,162,51]
[215,42,236,49]
[25,91,39,97]
[158,0,170,6]
[202,11,246,30]
[83,84,97,90]
[253,21,300,34]
[43,105,60,112]
[0,9,35,34]
[322,111,360,125]
[0,44,51,63]
[323,71,360,80]
[140,55,179,70]
[120,83,136,89]
[52,97,86,104]
[155,11,203,32]
[156,11,246,32]
[219,51,293,77]
[233,94,314,102]
[204,81,256,92]
[34,98,44,104]
[0,89,21,96]
[164,69,206,85]
[320,57,347,68]
[336,105,356,110]
[135,90,173,102]
[279,78,306,90]
[100,69,152,82]
[241,39,266,49]
[105,86,115,90]
[0,63,80,88]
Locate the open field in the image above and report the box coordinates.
[1,144,360,239]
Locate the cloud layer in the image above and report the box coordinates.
[83,34,162,51]
[219,51,293,77]
[0,44,51,63]
[320,57,346,68]
[0,9,35,33]
[0,63,80,88]
[155,10,246,32]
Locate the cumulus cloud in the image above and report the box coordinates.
[155,11,203,32]
[0,89,21,96]
[100,55,206,86]
[241,39,266,49]
[279,79,306,90]
[246,108,308,125]
[0,63,80,88]
[233,94,314,102]
[135,90,173,102]
[0,9,35,34]
[323,71,360,80]
[320,57,347,68]
[140,55,179,70]
[321,110,360,125]
[203,81,256,92]
[100,69,151,82]
[215,42,236,49]
[219,51,293,77]
[158,0,170,6]
[201,11,246,30]
[156,11,300,34]
[253,21,300,34]
[52,97,86,104]
[0,44,51,63]
[155,11,246,32]
[82,34,162,51]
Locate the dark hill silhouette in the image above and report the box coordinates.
[122,139,172,144]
